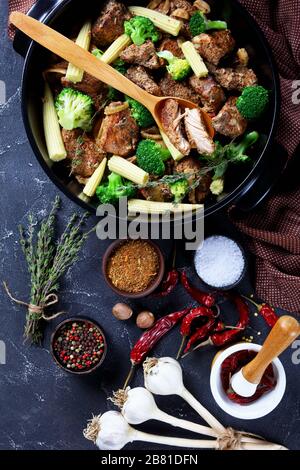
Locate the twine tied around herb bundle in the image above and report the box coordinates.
[4,196,92,344]
[3,281,65,322]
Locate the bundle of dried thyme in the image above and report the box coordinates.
[4,196,92,345]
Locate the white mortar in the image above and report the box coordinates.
[210,343,286,420]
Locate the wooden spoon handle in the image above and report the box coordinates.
[10,12,157,111]
[243,315,300,384]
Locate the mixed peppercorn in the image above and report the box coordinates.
[53,320,105,372]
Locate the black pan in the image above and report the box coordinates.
[13,0,287,216]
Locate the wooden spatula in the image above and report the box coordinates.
[231,315,300,397]
[10,11,214,137]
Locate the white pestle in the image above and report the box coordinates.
[231,315,300,397]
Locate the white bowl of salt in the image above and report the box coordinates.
[194,235,246,290]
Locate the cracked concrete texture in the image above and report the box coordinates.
[0,3,299,452]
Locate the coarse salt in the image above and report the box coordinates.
[194,236,245,288]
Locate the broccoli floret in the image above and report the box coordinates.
[113,58,127,75]
[92,48,104,59]
[199,130,259,196]
[189,11,227,37]
[55,88,94,132]
[136,140,171,176]
[202,131,259,182]
[107,87,121,101]
[236,86,269,120]
[157,51,191,81]
[124,16,159,46]
[125,96,155,128]
[169,178,189,203]
[225,131,260,162]
[96,172,136,204]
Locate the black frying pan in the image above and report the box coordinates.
[13,0,287,216]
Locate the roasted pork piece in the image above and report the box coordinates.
[62,129,106,178]
[140,182,173,202]
[169,0,196,15]
[92,0,131,47]
[159,38,185,58]
[184,108,215,156]
[189,75,225,114]
[97,103,139,156]
[120,41,161,69]
[160,99,191,156]
[159,74,200,104]
[125,66,162,96]
[193,30,235,65]
[211,66,257,91]
[44,61,68,95]
[175,156,211,203]
[212,96,247,138]
[175,155,201,176]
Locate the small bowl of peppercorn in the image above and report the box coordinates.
[102,238,165,299]
[51,317,107,375]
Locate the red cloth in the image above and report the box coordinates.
[238,0,300,157]
[8,0,300,311]
[230,1,300,312]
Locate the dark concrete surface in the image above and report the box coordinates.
[0,1,300,451]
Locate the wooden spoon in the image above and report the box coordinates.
[10,12,214,137]
[231,315,300,397]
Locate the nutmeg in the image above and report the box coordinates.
[136,311,155,329]
[112,303,133,320]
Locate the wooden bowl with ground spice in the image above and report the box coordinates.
[102,239,165,298]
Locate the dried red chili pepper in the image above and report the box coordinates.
[180,307,215,337]
[152,269,179,297]
[124,307,191,387]
[213,320,227,333]
[183,318,216,355]
[210,294,249,347]
[153,243,179,297]
[242,295,278,328]
[176,306,215,358]
[188,294,250,355]
[221,350,277,404]
[180,271,215,307]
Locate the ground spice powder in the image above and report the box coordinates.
[107,240,159,293]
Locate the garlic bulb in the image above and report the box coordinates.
[110,386,216,437]
[84,410,218,450]
[83,411,134,450]
[112,387,157,425]
[143,357,184,395]
[143,357,225,434]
